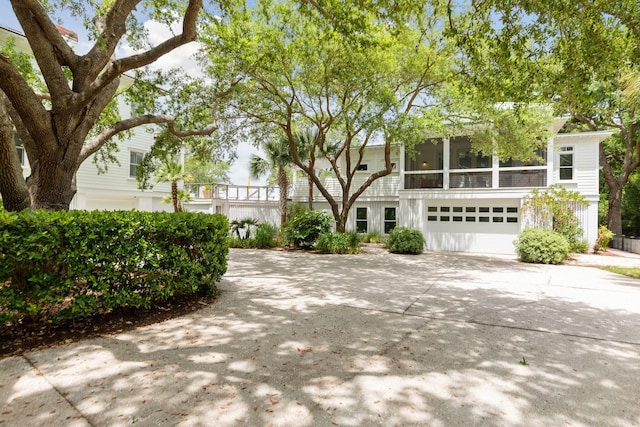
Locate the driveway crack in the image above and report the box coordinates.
[22,354,96,427]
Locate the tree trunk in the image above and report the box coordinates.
[607,182,623,236]
[26,156,77,210]
[171,180,180,212]
[307,173,314,210]
[0,97,30,211]
[277,167,288,226]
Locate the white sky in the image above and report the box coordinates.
[0,0,264,185]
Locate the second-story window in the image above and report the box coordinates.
[130,151,145,178]
[559,146,574,180]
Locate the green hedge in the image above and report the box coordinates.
[514,228,570,264]
[315,231,360,254]
[0,210,229,324]
[387,227,425,254]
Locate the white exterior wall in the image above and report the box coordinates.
[185,200,280,226]
[290,129,611,254]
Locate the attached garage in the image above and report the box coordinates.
[400,193,525,254]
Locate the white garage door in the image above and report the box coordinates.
[422,199,521,254]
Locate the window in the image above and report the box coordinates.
[449,136,491,169]
[356,207,368,233]
[406,138,444,171]
[14,132,24,165]
[357,163,368,171]
[559,146,574,180]
[500,147,547,167]
[384,207,397,234]
[129,151,145,178]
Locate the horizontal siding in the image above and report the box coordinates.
[292,173,400,202]
[552,135,600,194]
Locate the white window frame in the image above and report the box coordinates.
[129,150,145,179]
[558,146,575,181]
[356,207,368,233]
[384,207,397,234]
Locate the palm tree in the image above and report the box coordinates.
[250,137,293,226]
[622,70,640,107]
[156,156,192,212]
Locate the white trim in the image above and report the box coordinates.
[129,150,145,179]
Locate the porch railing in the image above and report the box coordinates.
[186,183,280,202]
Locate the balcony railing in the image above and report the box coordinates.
[186,183,280,201]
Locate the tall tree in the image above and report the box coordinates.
[457,0,640,236]
[0,0,227,211]
[249,137,295,226]
[203,0,458,232]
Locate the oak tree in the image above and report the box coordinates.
[0,0,225,211]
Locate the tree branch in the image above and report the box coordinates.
[81,0,203,106]
[79,113,217,165]
[10,0,76,104]
[0,54,54,150]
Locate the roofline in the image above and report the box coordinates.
[555,130,615,142]
[0,24,25,38]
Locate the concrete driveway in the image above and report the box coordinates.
[2,249,640,426]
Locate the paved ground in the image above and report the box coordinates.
[2,249,640,427]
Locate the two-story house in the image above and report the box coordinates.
[1,24,171,212]
[290,118,612,254]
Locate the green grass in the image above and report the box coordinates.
[600,266,640,279]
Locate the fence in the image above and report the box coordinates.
[611,236,640,255]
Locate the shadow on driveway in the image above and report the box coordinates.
[1,249,640,426]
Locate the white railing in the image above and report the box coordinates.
[186,183,280,202]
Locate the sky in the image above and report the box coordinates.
[0,0,265,186]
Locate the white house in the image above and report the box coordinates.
[289,118,612,254]
[1,24,171,212]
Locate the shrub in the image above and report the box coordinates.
[254,222,279,248]
[283,210,332,249]
[0,210,229,324]
[316,231,360,254]
[387,227,425,254]
[594,225,614,252]
[229,217,259,240]
[523,185,587,248]
[515,228,570,264]
[361,231,386,244]
[570,240,589,254]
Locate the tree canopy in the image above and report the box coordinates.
[455,0,640,235]
[0,0,230,211]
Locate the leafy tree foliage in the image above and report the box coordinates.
[0,0,229,211]
[457,0,640,236]
[201,0,558,232]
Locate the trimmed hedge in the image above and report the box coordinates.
[0,210,228,324]
[514,228,570,264]
[387,227,425,254]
